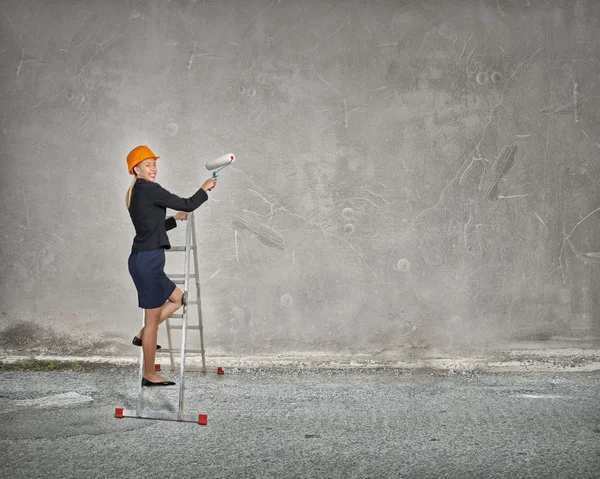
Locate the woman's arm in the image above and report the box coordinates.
[151,183,209,212]
[165,212,188,230]
[165,216,177,231]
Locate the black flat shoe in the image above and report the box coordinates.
[132,336,161,349]
[142,378,176,387]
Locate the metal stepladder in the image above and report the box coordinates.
[115,212,223,425]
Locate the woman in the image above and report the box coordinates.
[125,145,216,387]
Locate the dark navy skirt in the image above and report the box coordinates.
[128,248,176,309]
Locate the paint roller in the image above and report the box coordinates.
[205,153,235,190]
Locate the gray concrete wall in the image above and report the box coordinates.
[0,0,599,355]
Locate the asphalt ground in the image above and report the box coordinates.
[1,367,599,479]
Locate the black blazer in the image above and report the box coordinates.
[128,178,208,253]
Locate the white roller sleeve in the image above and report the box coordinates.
[205,153,235,170]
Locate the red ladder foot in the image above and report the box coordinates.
[198,414,208,425]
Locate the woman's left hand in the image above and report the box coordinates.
[174,212,188,221]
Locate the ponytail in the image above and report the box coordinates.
[125,174,137,208]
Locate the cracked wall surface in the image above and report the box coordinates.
[0,0,599,354]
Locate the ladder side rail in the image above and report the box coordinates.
[177,212,193,420]
[165,314,175,370]
[191,213,207,373]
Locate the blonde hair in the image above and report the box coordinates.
[125,173,137,208]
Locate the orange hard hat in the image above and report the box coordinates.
[127,145,159,174]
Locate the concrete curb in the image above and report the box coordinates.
[2,347,600,373]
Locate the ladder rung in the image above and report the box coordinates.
[167,274,198,283]
[142,385,180,391]
[168,246,195,252]
[170,311,198,319]
[168,325,201,330]
[156,348,205,354]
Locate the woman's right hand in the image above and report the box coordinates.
[202,177,217,191]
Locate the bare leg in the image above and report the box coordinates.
[140,288,184,382]
[136,287,184,340]
[141,307,164,382]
